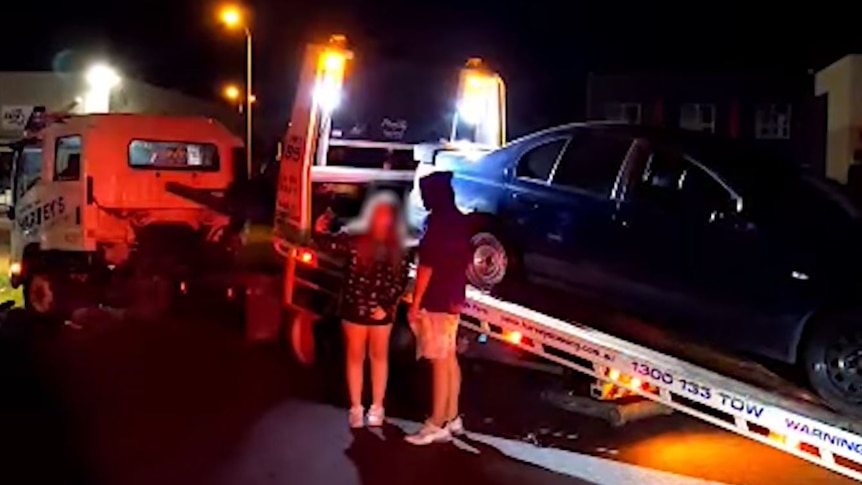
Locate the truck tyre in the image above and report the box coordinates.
[288,309,317,366]
[466,217,520,294]
[24,273,55,315]
[803,314,862,419]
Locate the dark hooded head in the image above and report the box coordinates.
[419,171,456,212]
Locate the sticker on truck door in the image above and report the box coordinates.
[17,196,66,231]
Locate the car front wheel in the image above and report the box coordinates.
[804,315,862,418]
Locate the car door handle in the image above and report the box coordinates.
[611,212,629,228]
[512,193,539,209]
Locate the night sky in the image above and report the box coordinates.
[3,1,858,141]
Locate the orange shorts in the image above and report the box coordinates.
[415,310,460,360]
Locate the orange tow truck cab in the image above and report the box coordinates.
[8,113,243,316]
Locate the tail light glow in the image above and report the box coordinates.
[295,248,318,266]
[506,331,523,344]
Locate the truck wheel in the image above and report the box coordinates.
[288,309,317,366]
[467,225,519,293]
[24,273,58,316]
[803,315,862,418]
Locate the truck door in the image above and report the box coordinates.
[42,135,84,251]
[10,143,45,263]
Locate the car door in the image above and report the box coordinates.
[613,142,775,346]
[501,135,569,280]
[534,130,637,296]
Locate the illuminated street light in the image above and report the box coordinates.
[223,84,240,101]
[217,4,253,175]
[219,5,242,27]
[83,63,121,113]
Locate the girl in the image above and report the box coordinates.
[314,192,411,428]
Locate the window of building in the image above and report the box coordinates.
[55,135,82,181]
[515,138,567,182]
[604,102,641,125]
[128,140,220,170]
[755,104,791,139]
[680,103,716,133]
[551,132,633,196]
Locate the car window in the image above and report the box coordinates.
[55,135,82,181]
[552,132,632,196]
[515,138,567,182]
[635,148,735,221]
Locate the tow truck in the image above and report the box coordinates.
[200,35,862,481]
[5,113,244,318]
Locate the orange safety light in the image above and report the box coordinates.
[506,330,523,344]
[295,247,318,266]
[454,58,506,147]
[608,368,621,381]
[314,35,351,113]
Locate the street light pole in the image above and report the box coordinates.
[245,27,253,177]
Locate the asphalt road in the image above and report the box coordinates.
[0,302,854,485]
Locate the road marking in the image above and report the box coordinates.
[389,418,733,485]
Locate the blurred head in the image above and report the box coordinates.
[369,200,397,240]
[346,190,404,243]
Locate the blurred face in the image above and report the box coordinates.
[369,203,396,240]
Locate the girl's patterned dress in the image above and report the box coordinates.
[319,230,411,326]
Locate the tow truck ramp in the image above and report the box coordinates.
[457,287,862,481]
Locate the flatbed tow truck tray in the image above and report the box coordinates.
[456,285,862,480]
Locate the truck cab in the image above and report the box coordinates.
[8,114,243,316]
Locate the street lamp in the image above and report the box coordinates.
[218,4,253,175]
[223,84,240,102]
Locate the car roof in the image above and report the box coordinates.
[508,121,798,188]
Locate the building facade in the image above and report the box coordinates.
[586,70,825,175]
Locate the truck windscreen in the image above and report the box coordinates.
[128,140,219,171]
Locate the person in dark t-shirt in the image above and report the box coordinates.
[406,171,473,445]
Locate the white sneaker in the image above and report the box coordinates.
[445,416,465,437]
[405,422,451,445]
[367,405,385,427]
[349,406,365,429]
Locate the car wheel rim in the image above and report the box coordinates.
[824,333,862,399]
[469,233,507,288]
[29,275,54,314]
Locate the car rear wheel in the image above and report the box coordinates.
[803,315,862,418]
[466,225,520,294]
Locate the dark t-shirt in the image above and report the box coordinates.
[417,210,472,313]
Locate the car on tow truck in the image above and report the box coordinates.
[407,121,862,417]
